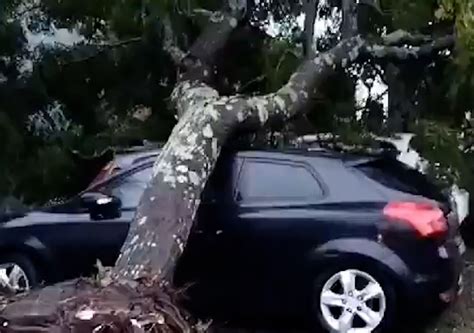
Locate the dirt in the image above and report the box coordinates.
[422,249,474,333]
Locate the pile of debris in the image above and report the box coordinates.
[0,274,202,333]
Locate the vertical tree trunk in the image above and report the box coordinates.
[341,0,358,39]
[303,0,318,58]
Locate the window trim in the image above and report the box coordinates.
[200,156,242,205]
[236,157,327,205]
[90,162,154,211]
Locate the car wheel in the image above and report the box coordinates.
[0,254,39,293]
[313,266,396,333]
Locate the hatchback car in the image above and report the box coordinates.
[0,148,466,332]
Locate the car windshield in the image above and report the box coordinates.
[105,167,153,209]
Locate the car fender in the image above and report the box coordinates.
[308,238,413,287]
[0,236,56,280]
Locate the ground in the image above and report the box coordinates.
[422,249,474,333]
[1,250,473,332]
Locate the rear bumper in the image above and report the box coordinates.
[403,236,465,313]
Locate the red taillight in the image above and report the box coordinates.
[383,202,448,239]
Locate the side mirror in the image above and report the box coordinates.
[80,192,122,220]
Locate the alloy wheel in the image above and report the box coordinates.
[0,263,30,292]
[319,269,386,333]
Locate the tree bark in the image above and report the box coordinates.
[342,0,358,39]
[303,0,318,58]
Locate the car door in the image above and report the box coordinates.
[173,153,242,313]
[230,157,327,314]
[41,165,152,281]
[89,165,153,266]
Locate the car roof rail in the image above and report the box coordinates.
[115,141,165,154]
[292,134,399,158]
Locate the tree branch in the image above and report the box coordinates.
[171,30,455,137]
[358,0,383,15]
[186,12,241,65]
[342,0,358,38]
[238,74,266,92]
[14,4,42,18]
[161,16,187,65]
[368,34,455,61]
[203,33,455,132]
[61,37,142,67]
[303,0,318,58]
[355,87,388,112]
[382,29,434,46]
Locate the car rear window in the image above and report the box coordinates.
[355,158,447,203]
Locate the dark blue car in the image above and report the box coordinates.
[0,148,466,332]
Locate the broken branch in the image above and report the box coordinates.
[367,34,455,61]
[383,29,437,46]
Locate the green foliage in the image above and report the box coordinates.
[410,120,471,188]
[381,0,438,31]
[262,39,300,92]
[436,0,474,55]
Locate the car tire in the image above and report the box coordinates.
[312,264,397,333]
[0,254,39,292]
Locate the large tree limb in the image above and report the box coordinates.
[60,37,143,67]
[187,0,247,65]
[368,34,455,61]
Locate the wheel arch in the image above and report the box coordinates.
[0,236,55,282]
[306,238,414,300]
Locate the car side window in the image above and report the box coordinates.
[238,160,323,202]
[102,167,152,209]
